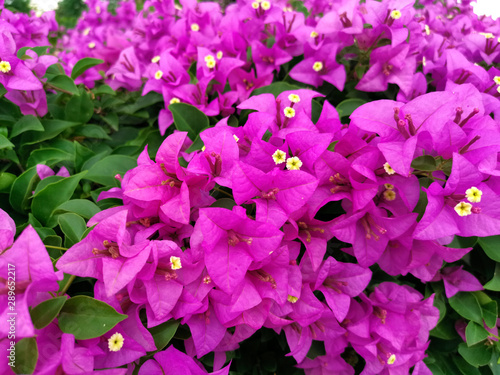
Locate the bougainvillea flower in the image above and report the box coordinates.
[435,266,483,298]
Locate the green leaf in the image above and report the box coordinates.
[185,133,205,153]
[411,155,437,172]
[251,82,301,97]
[169,103,210,141]
[478,236,500,262]
[21,119,79,145]
[148,319,179,352]
[65,91,94,123]
[55,199,100,219]
[449,292,483,324]
[102,112,119,130]
[452,356,482,375]
[484,263,500,291]
[47,74,79,95]
[0,134,14,149]
[9,166,39,213]
[74,124,111,140]
[458,342,492,367]
[430,318,459,340]
[481,301,498,329]
[58,295,127,340]
[58,213,87,247]
[17,45,50,59]
[13,337,38,374]
[31,171,87,226]
[0,172,16,193]
[93,84,116,96]
[465,321,490,346]
[84,155,137,186]
[336,98,367,118]
[10,115,44,138]
[30,296,68,329]
[27,148,73,168]
[447,235,478,249]
[71,57,104,80]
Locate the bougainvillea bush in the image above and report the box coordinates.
[1,0,500,373]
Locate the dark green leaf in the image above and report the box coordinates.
[31,171,87,226]
[47,74,79,95]
[449,292,483,324]
[71,57,104,80]
[447,236,478,249]
[452,356,482,375]
[58,295,127,340]
[169,103,210,141]
[27,148,73,168]
[102,112,119,130]
[55,199,100,219]
[84,155,137,186]
[93,84,116,96]
[65,91,94,123]
[21,119,79,145]
[9,166,39,213]
[13,337,38,374]
[336,98,367,118]
[185,133,205,153]
[74,124,111,140]
[58,213,87,247]
[0,134,14,149]
[411,155,437,172]
[10,115,44,138]
[458,342,492,367]
[465,321,490,346]
[484,263,500,291]
[481,301,498,329]
[148,319,179,352]
[0,172,16,193]
[478,236,500,262]
[30,296,68,329]
[17,46,50,59]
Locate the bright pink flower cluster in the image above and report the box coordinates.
[53,85,500,373]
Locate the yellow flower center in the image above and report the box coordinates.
[313,61,323,72]
[207,60,216,68]
[390,10,401,19]
[480,32,494,39]
[288,93,300,103]
[383,162,395,175]
[88,42,96,49]
[151,55,161,63]
[286,156,303,170]
[251,2,259,9]
[155,70,163,80]
[310,31,319,38]
[169,97,180,104]
[287,295,298,303]
[454,202,472,216]
[83,27,91,36]
[261,1,271,10]
[465,186,482,203]
[191,23,200,32]
[95,5,101,14]
[383,190,396,201]
[170,256,182,270]
[424,24,430,35]
[108,332,124,352]
[494,76,500,85]
[284,107,295,118]
[233,134,240,142]
[216,51,223,60]
[387,354,396,365]
[272,149,286,164]
[0,61,11,74]
[384,183,394,190]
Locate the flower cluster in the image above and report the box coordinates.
[53,87,500,373]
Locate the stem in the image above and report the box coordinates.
[43,82,75,96]
[212,187,233,198]
[59,274,76,296]
[45,245,68,251]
